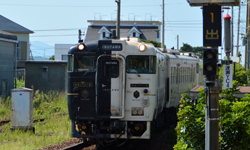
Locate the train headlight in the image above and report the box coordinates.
[138,44,146,52]
[78,44,85,50]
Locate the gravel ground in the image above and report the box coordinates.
[36,138,83,150]
[36,129,175,150]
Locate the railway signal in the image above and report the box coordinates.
[203,48,218,81]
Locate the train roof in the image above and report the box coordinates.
[68,40,99,54]
[165,53,200,61]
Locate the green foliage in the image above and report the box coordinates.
[180,43,204,58]
[174,91,205,150]
[140,39,162,47]
[219,81,250,149]
[0,96,12,118]
[175,81,250,149]
[49,55,55,60]
[15,77,25,88]
[32,90,66,118]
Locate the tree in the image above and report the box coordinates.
[140,39,162,47]
[180,43,203,58]
[49,55,55,60]
[180,43,193,52]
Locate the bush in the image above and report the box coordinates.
[174,89,205,150]
[15,77,25,88]
[175,81,250,149]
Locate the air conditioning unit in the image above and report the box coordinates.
[188,0,240,6]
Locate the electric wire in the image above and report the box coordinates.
[0,3,184,8]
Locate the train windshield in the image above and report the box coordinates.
[73,55,96,72]
[126,56,156,74]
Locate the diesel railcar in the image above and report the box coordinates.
[67,38,201,147]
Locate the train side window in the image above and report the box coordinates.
[196,63,199,73]
[68,55,73,72]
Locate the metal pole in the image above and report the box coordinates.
[162,0,166,52]
[15,43,17,89]
[116,0,121,39]
[231,6,234,56]
[209,87,220,150]
[236,3,241,55]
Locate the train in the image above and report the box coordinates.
[67,37,202,148]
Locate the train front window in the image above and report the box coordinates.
[74,55,96,72]
[126,56,156,74]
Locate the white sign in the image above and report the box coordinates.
[223,65,233,89]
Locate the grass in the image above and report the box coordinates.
[0,90,72,150]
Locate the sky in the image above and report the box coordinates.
[0,0,247,62]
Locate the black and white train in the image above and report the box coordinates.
[67,38,202,148]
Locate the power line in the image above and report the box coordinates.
[0,3,183,8]
[31,48,54,50]
[33,28,85,32]
[31,34,78,37]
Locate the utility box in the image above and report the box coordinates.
[11,88,34,131]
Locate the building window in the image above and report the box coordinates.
[62,55,68,61]
[103,32,106,38]
[156,30,159,38]
[133,32,136,37]
[42,66,48,72]
[2,80,7,98]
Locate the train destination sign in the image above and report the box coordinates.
[101,44,122,51]
[203,6,221,46]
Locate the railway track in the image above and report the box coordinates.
[0,118,45,126]
[62,141,86,150]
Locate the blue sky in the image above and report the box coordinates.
[0,0,247,62]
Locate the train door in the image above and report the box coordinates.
[97,56,125,118]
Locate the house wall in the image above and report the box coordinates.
[0,41,15,96]
[11,32,30,60]
[25,61,67,93]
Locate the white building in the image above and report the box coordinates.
[85,20,162,42]
[55,44,73,61]
[55,20,162,61]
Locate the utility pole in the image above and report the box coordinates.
[177,35,179,50]
[162,0,166,52]
[246,0,250,85]
[116,0,121,39]
[236,3,241,55]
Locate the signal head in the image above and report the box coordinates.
[203,48,218,81]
